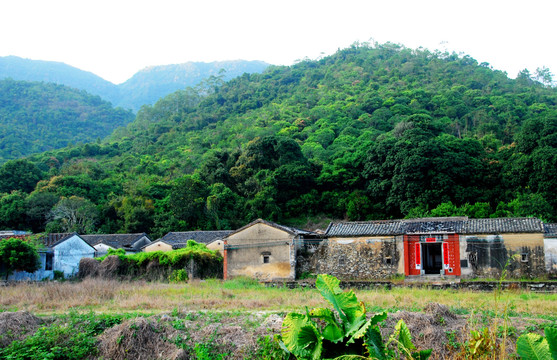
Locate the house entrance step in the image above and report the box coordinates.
[404,275,461,284]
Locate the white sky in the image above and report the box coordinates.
[0,0,555,84]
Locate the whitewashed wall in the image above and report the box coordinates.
[545,238,557,274]
[53,234,95,277]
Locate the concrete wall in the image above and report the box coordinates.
[310,236,402,280]
[8,252,54,281]
[545,238,557,275]
[461,233,545,279]
[53,235,95,277]
[226,223,294,281]
[144,242,173,252]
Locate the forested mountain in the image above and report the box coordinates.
[117,60,270,111]
[0,79,134,162]
[2,43,556,237]
[0,56,269,111]
[0,56,120,104]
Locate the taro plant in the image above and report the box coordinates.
[280,274,431,360]
[516,327,557,360]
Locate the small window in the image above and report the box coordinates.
[338,256,346,266]
[45,253,53,271]
[263,255,270,264]
[460,259,469,268]
[384,257,392,265]
[521,253,529,263]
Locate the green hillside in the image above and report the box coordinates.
[0,56,270,111]
[3,43,556,236]
[0,79,134,162]
[117,60,270,111]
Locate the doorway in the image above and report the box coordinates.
[422,243,442,274]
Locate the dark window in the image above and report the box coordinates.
[385,257,392,265]
[460,259,469,268]
[338,256,346,266]
[45,253,53,271]
[263,255,270,264]
[521,253,529,262]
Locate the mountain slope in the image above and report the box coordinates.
[4,43,556,235]
[0,56,269,111]
[0,79,134,162]
[118,60,270,111]
[0,56,120,105]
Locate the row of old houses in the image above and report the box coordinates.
[2,217,557,281]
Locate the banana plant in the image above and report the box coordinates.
[281,274,431,360]
[517,327,557,360]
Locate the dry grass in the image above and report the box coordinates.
[1,278,556,317]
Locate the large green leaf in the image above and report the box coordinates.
[281,312,323,360]
[545,327,557,360]
[517,333,551,360]
[310,307,344,342]
[412,349,432,360]
[346,312,388,345]
[315,274,365,326]
[394,319,416,357]
[364,325,387,360]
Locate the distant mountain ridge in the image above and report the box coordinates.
[0,56,270,111]
[0,78,135,162]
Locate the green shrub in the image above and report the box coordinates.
[169,269,188,283]
[53,270,65,280]
[281,274,432,360]
[0,312,124,360]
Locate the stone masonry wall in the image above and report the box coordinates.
[308,237,400,280]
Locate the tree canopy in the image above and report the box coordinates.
[1,42,556,236]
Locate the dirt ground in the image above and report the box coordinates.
[0,304,551,359]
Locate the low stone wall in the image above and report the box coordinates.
[265,280,557,293]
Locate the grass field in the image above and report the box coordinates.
[1,277,556,317]
[1,278,556,359]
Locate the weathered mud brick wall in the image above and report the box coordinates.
[463,234,546,279]
[309,236,403,280]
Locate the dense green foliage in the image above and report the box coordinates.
[1,43,556,235]
[0,237,40,280]
[0,79,134,162]
[0,312,124,360]
[90,240,223,280]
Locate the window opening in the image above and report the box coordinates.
[45,253,53,271]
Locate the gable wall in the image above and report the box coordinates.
[225,223,294,281]
[144,242,173,252]
[54,235,95,277]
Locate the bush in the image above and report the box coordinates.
[169,269,188,283]
[82,240,223,281]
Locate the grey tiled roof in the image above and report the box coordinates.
[42,233,74,248]
[326,220,404,236]
[325,217,546,236]
[545,223,557,237]
[81,233,151,250]
[463,218,543,234]
[160,231,233,245]
[404,217,467,234]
